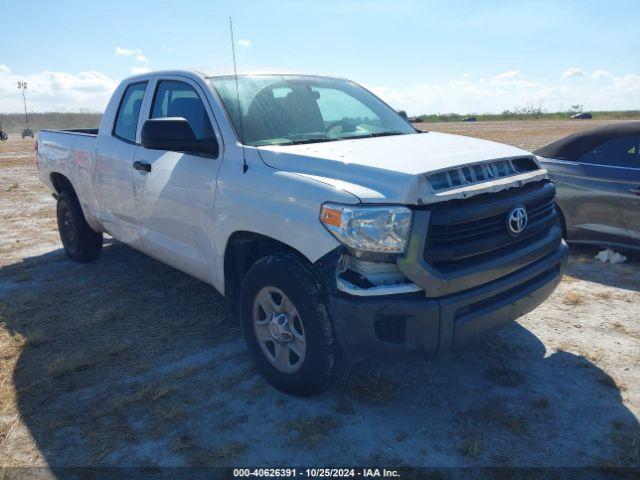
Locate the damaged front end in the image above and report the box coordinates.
[316,177,568,362]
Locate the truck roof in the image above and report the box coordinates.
[123,69,346,83]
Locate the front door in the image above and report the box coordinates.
[132,77,223,282]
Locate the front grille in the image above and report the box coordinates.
[423,180,557,273]
[426,157,539,192]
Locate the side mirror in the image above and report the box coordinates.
[397,110,409,121]
[141,117,218,156]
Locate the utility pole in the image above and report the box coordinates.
[17,81,28,124]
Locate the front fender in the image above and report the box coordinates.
[213,158,359,292]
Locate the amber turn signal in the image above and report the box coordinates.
[320,205,342,227]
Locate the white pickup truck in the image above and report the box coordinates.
[36,71,568,395]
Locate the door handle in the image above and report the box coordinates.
[133,161,151,173]
[629,187,640,196]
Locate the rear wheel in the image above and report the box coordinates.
[240,252,343,396]
[56,190,103,262]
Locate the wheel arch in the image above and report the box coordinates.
[222,231,320,321]
[50,172,76,196]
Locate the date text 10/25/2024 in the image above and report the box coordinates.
[233,468,401,478]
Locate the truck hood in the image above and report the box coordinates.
[256,131,547,204]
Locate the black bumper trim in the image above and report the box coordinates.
[329,242,568,361]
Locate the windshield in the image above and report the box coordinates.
[208,75,416,146]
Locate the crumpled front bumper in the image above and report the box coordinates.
[329,241,568,360]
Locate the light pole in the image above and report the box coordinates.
[17,81,29,125]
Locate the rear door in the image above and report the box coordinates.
[550,136,637,246]
[132,76,223,282]
[617,136,640,243]
[94,81,148,245]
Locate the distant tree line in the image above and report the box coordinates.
[1,108,639,133]
[0,112,102,133]
[415,108,640,123]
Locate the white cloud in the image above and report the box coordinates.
[591,69,613,79]
[612,74,640,93]
[131,66,151,75]
[237,38,251,47]
[115,46,148,63]
[493,70,522,81]
[1,65,638,115]
[368,69,640,115]
[490,70,542,88]
[115,46,136,57]
[161,46,173,53]
[563,68,586,78]
[0,66,117,112]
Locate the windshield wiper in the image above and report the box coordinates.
[288,137,340,145]
[268,131,406,146]
[341,131,406,140]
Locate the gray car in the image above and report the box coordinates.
[535,122,640,252]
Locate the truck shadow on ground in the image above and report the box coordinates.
[1,242,638,471]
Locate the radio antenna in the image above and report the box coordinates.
[229,17,248,173]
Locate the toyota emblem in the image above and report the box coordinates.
[507,206,528,235]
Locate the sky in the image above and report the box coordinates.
[1,0,639,115]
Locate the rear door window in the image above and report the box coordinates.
[113,82,147,143]
[150,80,215,141]
[579,136,638,168]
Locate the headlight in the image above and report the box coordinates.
[320,203,412,253]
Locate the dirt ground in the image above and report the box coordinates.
[0,121,638,475]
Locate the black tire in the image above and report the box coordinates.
[240,252,343,396]
[56,189,103,262]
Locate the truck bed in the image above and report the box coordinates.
[40,128,98,136]
[36,129,99,210]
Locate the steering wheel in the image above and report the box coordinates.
[327,119,359,134]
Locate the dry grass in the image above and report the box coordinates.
[458,438,482,458]
[420,119,638,152]
[601,422,640,468]
[395,431,409,442]
[612,321,640,341]
[2,326,50,353]
[1,127,639,468]
[595,291,614,300]
[152,404,185,425]
[579,348,605,364]
[48,352,96,377]
[596,372,628,392]
[110,381,177,414]
[562,290,584,306]
[217,365,257,391]
[172,435,247,465]
[470,404,531,437]
[341,368,396,402]
[193,442,247,465]
[168,365,200,381]
[533,398,550,409]
[284,415,342,446]
[333,397,355,415]
[104,339,128,357]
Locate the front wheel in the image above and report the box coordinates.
[57,190,103,262]
[240,252,343,396]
